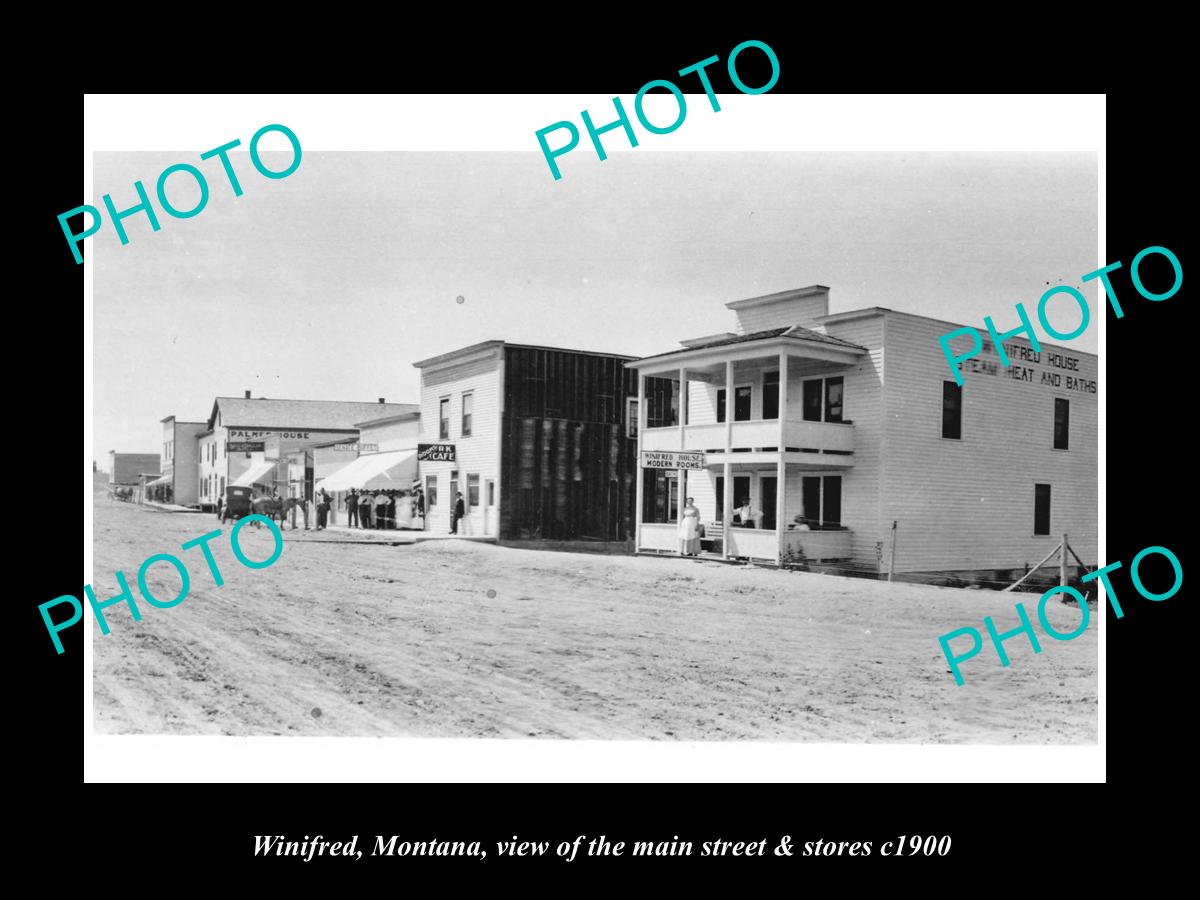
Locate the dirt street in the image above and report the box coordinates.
[92,494,1097,742]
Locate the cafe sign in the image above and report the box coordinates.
[418,443,456,462]
[642,450,706,470]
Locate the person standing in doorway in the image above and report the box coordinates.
[414,487,425,530]
[451,491,465,534]
[316,489,330,530]
[345,489,359,528]
[358,490,373,529]
[678,496,701,556]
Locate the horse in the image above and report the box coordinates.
[249,496,309,530]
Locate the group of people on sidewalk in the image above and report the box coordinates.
[344,487,425,530]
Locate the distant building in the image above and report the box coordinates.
[108,451,160,488]
[144,415,207,506]
[413,341,638,540]
[311,410,422,525]
[197,392,418,508]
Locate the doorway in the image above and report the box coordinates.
[761,476,777,530]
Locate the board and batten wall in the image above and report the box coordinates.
[501,347,638,541]
[418,352,503,536]
[878,311,1098,574]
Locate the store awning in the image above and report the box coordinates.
[316,450,418,492]
[232,460,278,487]
[145,474,170,487]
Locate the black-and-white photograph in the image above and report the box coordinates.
[90,146,1098,745]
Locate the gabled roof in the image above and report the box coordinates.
[633,324,868,365]
[208,397,420,432]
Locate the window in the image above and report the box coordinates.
[718,385,753,423]
[642,470,680,523]
[219,476,225,495]
[762,371,780,420]
[801,475,843,527]
[1054,398,1070,450]
[487,480,496,506]
[802,380,822,422]
[803,377,846,423]
[426,475,438,507]
[439,397,450,440]
[942,380,962,440]
[734,386,752,421]
[467,473,480,507]
[625,398,639,439]
[450,470,459,507]
[824,377,844,423]
[462,392,474,437]
[1034,483,1052,535]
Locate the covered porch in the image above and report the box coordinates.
[630,327,865,566]
[636,460,853,566]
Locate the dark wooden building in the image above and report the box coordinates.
[413,341,639,542]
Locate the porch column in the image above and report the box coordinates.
[677,367,687,544]
[776,351,789,565]
[634,371,645,551]
[722,459,732,560]
[724,360,734,451]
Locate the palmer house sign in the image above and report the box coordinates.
[641,450,706,470]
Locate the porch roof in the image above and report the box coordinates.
[626,325,868,370]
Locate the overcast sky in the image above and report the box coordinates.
[92,150,1097,457]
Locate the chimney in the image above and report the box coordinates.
[378,397,385,404]
[244,390,251,399]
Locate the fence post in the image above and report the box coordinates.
[1060,533,1069,586]
[887,520,897,582]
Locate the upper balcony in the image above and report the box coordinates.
[641,417,855,463]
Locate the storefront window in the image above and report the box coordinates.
[467,473,480,507]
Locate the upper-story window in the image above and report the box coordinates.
[625,398,639,439]
[802,377,844,423]
[942,380,962,440]
[461,392,474,437]
[716,385,752,423]
[439,397,450,440]
[762,371,780,420]
[1053,397,1069,450]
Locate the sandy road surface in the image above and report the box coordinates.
[92,496,1097,742]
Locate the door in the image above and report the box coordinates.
[734,385,752,421]
[761,476,777,530]
[484,478,496,535]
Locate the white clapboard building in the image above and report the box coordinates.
[628,286,1098,579]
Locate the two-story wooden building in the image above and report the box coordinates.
[412,341,639,541]
[628,286,1098,579]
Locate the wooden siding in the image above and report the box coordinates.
[418,359,502,536]
[732,294,829,334]
[501,347,638,541]
[819,316,886,568]
[878,312,1098,573]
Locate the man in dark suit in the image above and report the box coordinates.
[345,489,359,528]
[451,491,465,534]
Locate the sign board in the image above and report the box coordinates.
[226,441,265,453]
[333,442,379,452]
[418,443,456,462]
[642,450,706,470]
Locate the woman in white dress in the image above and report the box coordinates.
[678,497,702,557]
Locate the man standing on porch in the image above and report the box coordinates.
[735,497,763,529]
[678,497,701,556]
